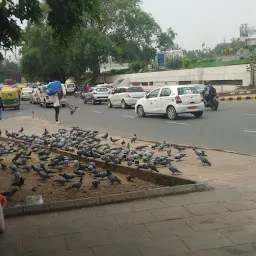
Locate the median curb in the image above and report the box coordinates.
[219,95,256,101]
[123,137,256,157]
[3,184,209,217]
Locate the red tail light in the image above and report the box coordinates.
[93,92,97,94]
[175,95,182,104]
[14,100,17,103]
[34,94,37,96]
[125,93,131,98]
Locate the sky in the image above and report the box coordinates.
[141,0,256,50]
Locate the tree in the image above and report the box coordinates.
[157,28,177,51]
[0,59,20,83]
[0,0,100,53]
[166,57,183,70]
[182,58,191,68]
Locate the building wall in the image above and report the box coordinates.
[102,64,250,91]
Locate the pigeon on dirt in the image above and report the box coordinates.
[167,146,172,157]
[18,127,24,133]
[174,145,186,152]
[193,148,207,157]
[131,134,137,143]
[107,171,121,184]
[1,189,18,198]
[59,173,76,181]
[101,133,108,139]
[168,164,182,175]
[92,179,100,188]
[126,174,134,182]
[67,178,83,190]
[54,178,66,185]
[199,155,212,166]
[121,140,126,147]
[135,145,148,151]
[110,137,119,144]
[174,154,186,161]
[11,177,25,188]
[43,128,49,136]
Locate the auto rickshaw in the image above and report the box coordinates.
[1,88,20,110]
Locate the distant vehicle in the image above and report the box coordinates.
[39,85,66,108]
[20,87,33,100]
[65,83,76,94]
[108,86,146,109]
[30,88,41,104]
[135,85,204,120]
[84,87,109,104]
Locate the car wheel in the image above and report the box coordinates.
[121,100,128,109]
[137,105,145,117]
[98,101,101,104]
[167,106,177,120]
[194,111,203,118]
[108,100,113,108]
[62,104,66,108]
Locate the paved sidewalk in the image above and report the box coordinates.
[1,117,256,255]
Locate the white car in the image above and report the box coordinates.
[39,85,67,108]
[108,86,146,109]
[135,85,204,120]
[20,88,33,100]
[65,83,75,94]
[30,88,41,104]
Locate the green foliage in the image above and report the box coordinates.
[157,28,177,51]
[0,0,100,53]
[166,57,183,69]
[182,58,192,68]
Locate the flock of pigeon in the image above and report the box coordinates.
[0,126,212,201]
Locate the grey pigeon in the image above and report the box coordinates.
[168,164,182,175]
[199,155,212,166]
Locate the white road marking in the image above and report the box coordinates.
[92,111,102,114]
[166,121,188,126]
[244,130,256,133]
[121,115,134,119]
[244,114,256,116]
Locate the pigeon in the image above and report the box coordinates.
[11,177,25,188]
[147,162,159,172]
[135,145,148,151]
[5,130,11,138]
[107,171,121,184]
[18,127,24,133]
[1,189,18,198]
[38,171,52,179]
[31,165,43,173]
[131,134,137,143]
[43,128,49,136]
[126,174,134,181]
[168,165,182,175]
[110,137,119,144]
[174,145,186,152]
[67,178,83,190]
[174,154,186,160]
[59,173,76,181]
[167,146,172,157]
[193,148,207,157]
[199,155,212,166]
[73,170,85,177]
[1,163,7,170]
[101,133,108,139]
[121,140,126,146]
[22,165,32,171]
[92,179,100,188]
[54,178,66,185]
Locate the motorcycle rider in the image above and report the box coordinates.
[202,81,216,104]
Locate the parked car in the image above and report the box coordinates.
[95,83,113,92]
[30,88,40,104]
[39,85,67,108]
[65,83,75,95]
[135,85,204,120]
[84,87,109,104]
[20,88,33,101]
[108,86,146,109]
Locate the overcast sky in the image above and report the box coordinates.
[141,0,256,50]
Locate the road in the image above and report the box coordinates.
[2,97,256,154]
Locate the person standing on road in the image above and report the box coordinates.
[48,82,66,124]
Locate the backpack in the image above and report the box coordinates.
[46,81,61,96]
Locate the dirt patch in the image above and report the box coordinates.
[0,145,162,207]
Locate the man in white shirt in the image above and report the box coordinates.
[50,83,66,124]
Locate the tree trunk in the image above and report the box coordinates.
[91,63,101,83]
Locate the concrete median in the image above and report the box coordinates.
[219,95,256,101]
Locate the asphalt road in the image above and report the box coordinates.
[2,97,256,154]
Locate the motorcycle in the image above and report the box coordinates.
[203,96,219,111]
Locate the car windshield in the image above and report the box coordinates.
[178,87,198,95]
[194,85,205,91]
[96,88,108,92]
[67,84,74,88]
[22,88,32,92]
[127,87,144,92]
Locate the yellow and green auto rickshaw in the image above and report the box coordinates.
[1,88,20,110]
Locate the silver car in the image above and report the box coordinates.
[84,87,109,104]
[20,88,33,100]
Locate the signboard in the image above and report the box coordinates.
[157,52,165,69]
